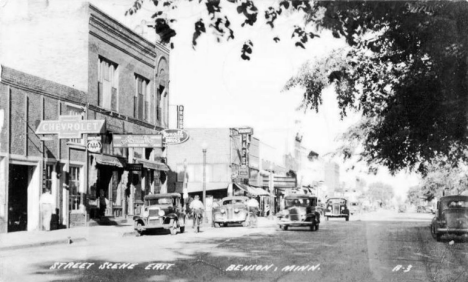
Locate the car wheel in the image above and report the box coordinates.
[136,222,144,236]
[281,225,288,231]
[180,226,185,233]
[214,222,220,228]
[170,220,178,235]
[242,221,249,227]
[346,216,349,221]
[326,216,329,221]
[315,224,319,231]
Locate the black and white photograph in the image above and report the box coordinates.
[1,0,468,281]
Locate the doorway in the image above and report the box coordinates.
[8,165,30,232]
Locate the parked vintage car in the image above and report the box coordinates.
[133,193,186,235]
[324,198,350,221]
[276,194,320,231]
[212,196,249,227]
[430,195,468,241]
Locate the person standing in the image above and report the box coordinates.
[189,195,204,229]
[246,197,260,227]
[98,189,107,218]
[40,188,54,231]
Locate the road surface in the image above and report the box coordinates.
[2,210,467,282]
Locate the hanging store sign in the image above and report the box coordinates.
[87,136,102,153]
[126,163,143,171]
[35,115,105,139]
[113,134,163,148]
[162,129,190,145]
[239,165,249,178]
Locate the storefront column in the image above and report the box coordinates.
[128,148,134,216]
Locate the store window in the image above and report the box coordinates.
[98,56,119,111]
[69,166,81,211]
[66,104,85,145]
[43,164,54,193]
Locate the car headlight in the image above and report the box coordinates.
[158,210,165,216]
[341,206,345,210]
[221,209,226,214]
[234,208,239,213]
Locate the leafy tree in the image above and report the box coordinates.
[127,0,468,174]
[419,160,468,199]
[366,182,395,206]
[406,185,423,205]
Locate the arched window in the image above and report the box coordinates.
[156,58,169,126]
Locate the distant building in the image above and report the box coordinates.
[324,162,340,196]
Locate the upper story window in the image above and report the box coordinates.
[98,57,119,111]
[134,74,150,121]
[156,58,169,127]
[66,103,85,145]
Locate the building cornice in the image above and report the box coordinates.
[89,5,157,67]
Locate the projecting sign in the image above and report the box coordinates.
[87,136,102,153]
[239,165,249,178]
[113,134,163,148]
[162,129,190,145]
[35,115,106,139]
[238,127,253,135]
[177,105,184,129]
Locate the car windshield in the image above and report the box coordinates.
[145,197,175,206]
[443,200,468,209]
[328,199,346,205]
[285,198,310,207]
[223,199,245,205]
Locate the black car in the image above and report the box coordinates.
[276,194,320,231]
[431,195,468,241]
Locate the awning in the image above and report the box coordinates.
[93,154,126,168]
[134,158,170,171]
[234,183,270,196]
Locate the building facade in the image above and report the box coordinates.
[0,1,170,233]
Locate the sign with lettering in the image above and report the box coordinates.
[35,115,105,139]
[162,129,190,145]
[87,136,102,153]
[238,127,253,135]
[239,164,249,178]
[127,163,143,171]
[113,134,163,148]
[177,105,184,129]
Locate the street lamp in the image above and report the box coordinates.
[202,142,208,223]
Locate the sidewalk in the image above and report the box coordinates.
[0,217,277,252]
[0,221,135,251]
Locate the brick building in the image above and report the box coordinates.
[0,1,170,233]
[166,128,269,201]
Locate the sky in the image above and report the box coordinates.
[92,0,420,198]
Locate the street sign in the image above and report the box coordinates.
[87,136,102,153]
[35,115,105,139]
[162,129,190,145]
[113,134,163,148]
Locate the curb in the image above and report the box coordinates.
[0,237,87,252]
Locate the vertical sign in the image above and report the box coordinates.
[238,127,252,179]
[177,105,184,129]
